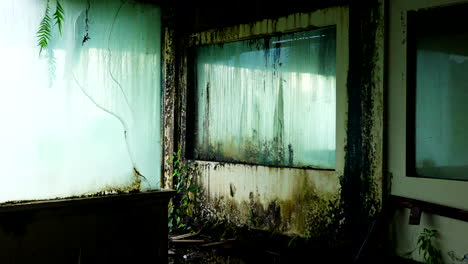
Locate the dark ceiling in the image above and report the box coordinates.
[151,0,350,32]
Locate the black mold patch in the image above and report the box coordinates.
[229,183,236,198]
[340,0,382,259]
[265,201,282,231]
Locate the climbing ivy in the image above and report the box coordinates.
[168,149,199,234]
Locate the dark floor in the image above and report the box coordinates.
[167,229,420,264]
[168,244,420,264]
[168,232,277,263]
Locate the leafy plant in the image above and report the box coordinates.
[53,1,65,36]
[168,149,199,233]
[417,228,443,264]
[37,0,65,54]
[37,1,52,54]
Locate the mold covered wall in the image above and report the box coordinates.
[184,6,349,239]
[162,1,385,259]
[193,162,342,238]
[161,7,177,189]
[387,0,468,262]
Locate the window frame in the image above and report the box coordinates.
[179,7,349,174]
[405,2,468,181]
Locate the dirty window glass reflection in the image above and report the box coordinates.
[412,7,468,180]
[191,27,336,169]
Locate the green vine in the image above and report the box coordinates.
[168,149,199,234]
[37,0,65,54]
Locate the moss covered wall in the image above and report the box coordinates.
[162,0,385,259]
[340,0,385,258]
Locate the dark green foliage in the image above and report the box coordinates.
[417,228,443,264]
[168,149,199,233]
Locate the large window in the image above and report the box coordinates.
[407,4,468,180]
[0,0,162,203]
[189,27,336,169]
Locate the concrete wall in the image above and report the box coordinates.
[387,0,468,262]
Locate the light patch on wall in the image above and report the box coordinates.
[0,0,161,203]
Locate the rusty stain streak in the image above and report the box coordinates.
[229,183,236,198]
[288,144,294,165]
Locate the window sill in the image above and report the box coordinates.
[0,189,175,213]
[189,159,336,171]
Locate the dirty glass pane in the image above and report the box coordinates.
[412,10,468,180]
[0,0,161,203]
[191,27,336,169]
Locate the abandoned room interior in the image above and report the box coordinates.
[0,0,467,263]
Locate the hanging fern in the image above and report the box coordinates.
[53,1,65,36]
[37,0,65,54]
[37,0,52,54]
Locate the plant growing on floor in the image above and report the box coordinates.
[168,149,199,233]
[417,228,443,264]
